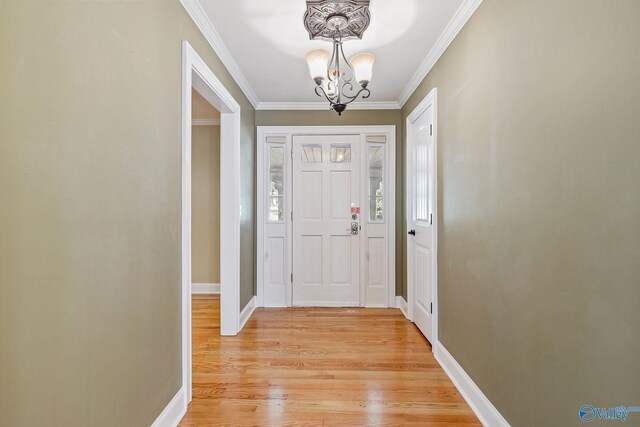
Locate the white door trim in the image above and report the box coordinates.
[181,40,242,407]
[257,125,396,309]
[406,88,439,345]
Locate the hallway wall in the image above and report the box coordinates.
[0,1,255,425]
[192,125,221,284]
[255,109,404,296]
[401,0,640,425]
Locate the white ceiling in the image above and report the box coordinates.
[192,0,473,107]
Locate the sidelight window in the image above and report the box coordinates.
[268,146,285,222]
[367,137,386,222]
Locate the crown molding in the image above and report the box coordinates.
[192,118,221,126]
[180,0,260,108]
[398,0,483,107]
[256,101,401,111]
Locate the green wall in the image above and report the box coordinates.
[256,110,405,296]
[401,1,640,425]
[0,1,255,425]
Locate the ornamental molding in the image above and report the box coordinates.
[303,0,371,41]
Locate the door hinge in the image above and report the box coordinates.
[430,213,433,225]
[291,149,293,159]
[430,302,433,314]
[291,211,293,221]
[291,273,293,283]
[430,124,433,136]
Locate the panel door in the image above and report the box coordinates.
[292,135,360,306]
[409,105,435,342]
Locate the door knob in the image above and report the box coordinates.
[408,229,416,236]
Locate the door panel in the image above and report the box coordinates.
[301,235,323,285]
[302,171,322,219]
[367,237,383,286]
[330,235,351,285]
[409,104,435,342]
[415,245,432,313]
[293,135,360,306]
[267,237,284,285]
[330,171,351,219]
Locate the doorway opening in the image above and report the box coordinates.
[191,90,221,296]
[181,41,242,405]
[406,88,438,346]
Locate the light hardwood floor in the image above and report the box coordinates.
[180,295,480,426]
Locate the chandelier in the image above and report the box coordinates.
[303,0,376,116]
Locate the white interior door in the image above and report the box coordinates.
[408,104,436,342]
[293,135,360,306]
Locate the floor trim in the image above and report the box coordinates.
[396,296,409,320]
[434,342,510,427]
[191,283,220,294]
[150,386,187,427]
[239,296,257,331]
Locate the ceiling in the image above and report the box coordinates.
[191,0,474,108]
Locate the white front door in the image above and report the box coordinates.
[292,135,360,306]
[408,103,436,342]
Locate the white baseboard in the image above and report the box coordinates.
[191,283,220,294]
[291,301,360,307]
[396,296,409,319]
[239,296,257,331]
[150,386,187,427]
[434,342,510,427]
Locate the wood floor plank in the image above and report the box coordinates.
[180,295,480,426]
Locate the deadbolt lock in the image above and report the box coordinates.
[351,222,359,235]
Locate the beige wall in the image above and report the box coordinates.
[401,1,640,425]
[255,109,405,295]
[192,89,220,120]
[192,125,220,284]
[0,1,255,425]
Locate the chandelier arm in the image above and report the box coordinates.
[327,40,338,84]
[334,41,342,104]
[337,40,355,84]
[327,79,338,98]
[317,83,369,107]
[315,85,337,104]
[340,87,371,105]
[338,82,363,101]
[341,80,355,96]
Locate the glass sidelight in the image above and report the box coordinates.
[268,146,284,222]
[368,144,385,222]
